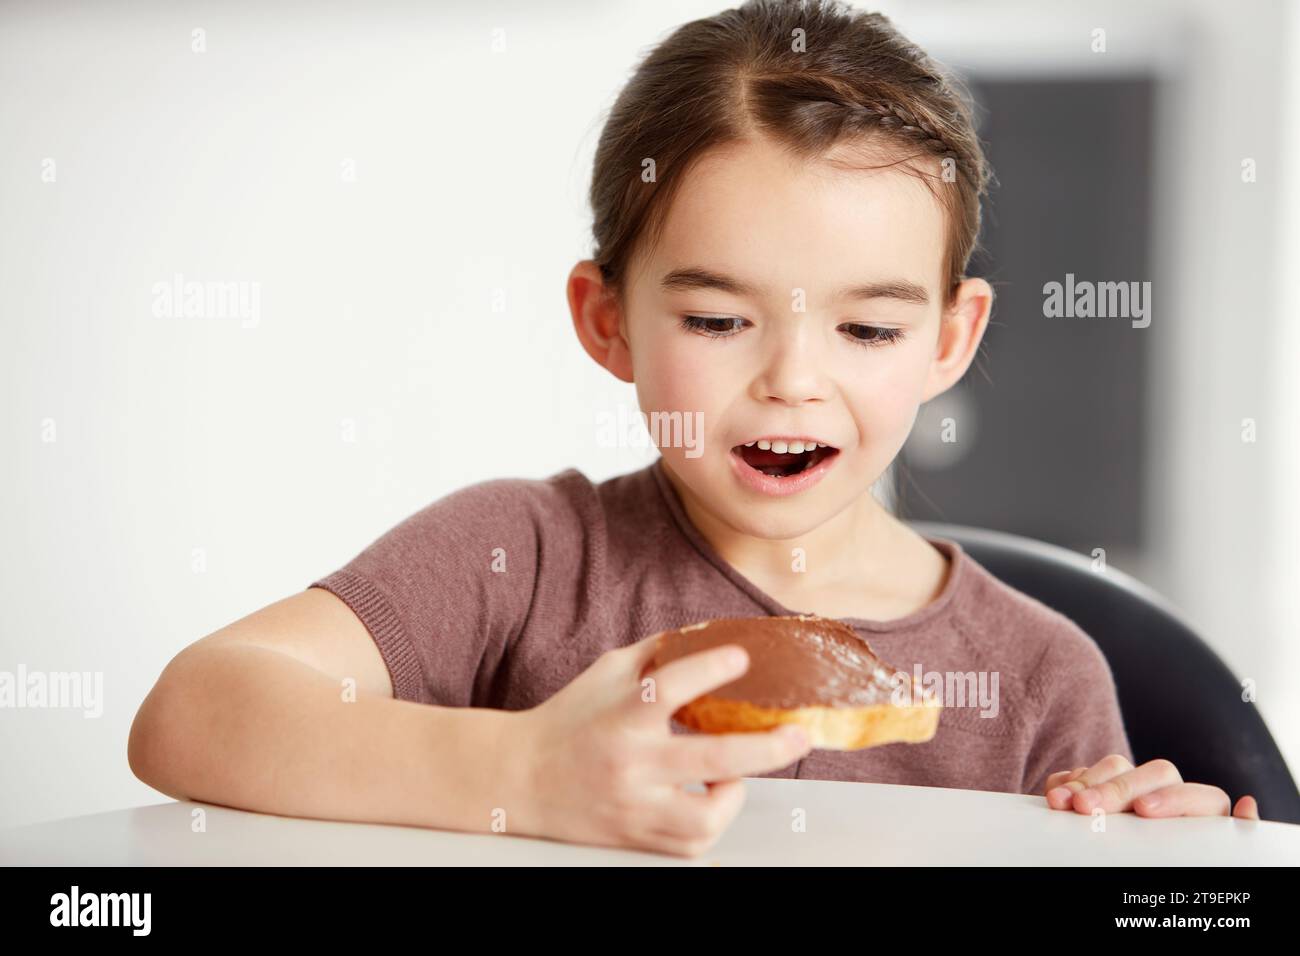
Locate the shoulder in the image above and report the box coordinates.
[399,467,603,540]
[394,464,668,567]
[459,461,665,533]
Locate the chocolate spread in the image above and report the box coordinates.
[650,615,913,710]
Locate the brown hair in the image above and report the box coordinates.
[589,0,992,310]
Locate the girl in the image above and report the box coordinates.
[128,0,1259,858]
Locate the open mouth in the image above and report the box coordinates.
[731,441,839,478]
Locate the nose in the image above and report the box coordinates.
[750,322,833,406]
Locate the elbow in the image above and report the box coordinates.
[127,677,190,799]
[127,690,166,791]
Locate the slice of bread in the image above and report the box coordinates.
[650,615,941,751]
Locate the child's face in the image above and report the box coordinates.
[576,134,989,540]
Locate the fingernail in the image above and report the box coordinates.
[1048,781,1083,802]
[1076,788,1101,810]
[726,648,748,669]
[1139,795,1161,811]
[1047,786,1070,802]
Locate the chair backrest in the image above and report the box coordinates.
[911,521,1300,824]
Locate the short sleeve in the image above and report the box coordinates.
[1019,624,1134,795]
[308,478,544,706]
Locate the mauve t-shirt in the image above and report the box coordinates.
[308,459,1133,796]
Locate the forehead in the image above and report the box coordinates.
[639,135,947,298]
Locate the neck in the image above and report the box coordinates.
[660,460,900,598]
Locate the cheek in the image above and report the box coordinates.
[839,342,933,436]
[633,330,727,416]
[630,333,741,467]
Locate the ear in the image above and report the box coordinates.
[567,260,634,383]
[922,277,993,402]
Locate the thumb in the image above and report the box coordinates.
[615,630,669,682]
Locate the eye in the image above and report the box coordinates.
[681,315,748,339]
[840,323,906,347]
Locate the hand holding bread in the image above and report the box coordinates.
[513,614,938,857]
[512,628,812,857]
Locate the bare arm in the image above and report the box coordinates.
[130,587,811,855]
[127,588,530,832]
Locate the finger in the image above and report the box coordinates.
[655,723,811,784]
[637,643,751,721]
[1043,766,1090,794]
[621,631,682,681]
[645,779,747,851]
[1069,759,1182,814]
[1232,795,1260,820]
[648,832,718,859]
[1045,754,1134,809]
[1128,782,1230,817]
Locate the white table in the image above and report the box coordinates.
[3,777,1298,865]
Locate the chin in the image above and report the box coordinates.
[679,464,847,537]
[718,506,835,541]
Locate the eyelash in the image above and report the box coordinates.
[680,315,906,348]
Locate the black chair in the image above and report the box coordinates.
[911,521,1300,824]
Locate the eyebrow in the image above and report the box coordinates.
[659,267,931,306]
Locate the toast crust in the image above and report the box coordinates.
[673,692,941,750]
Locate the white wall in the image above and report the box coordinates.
[1,0,1295,828]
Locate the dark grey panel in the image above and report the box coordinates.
[897,78,1153,552]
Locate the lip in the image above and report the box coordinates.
[727,444,841,498]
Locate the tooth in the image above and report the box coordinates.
[771,440,788,454]
[757,439,772,450]
[744,441,756,447]
[788,441,805,454]
[807,442,818,449]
